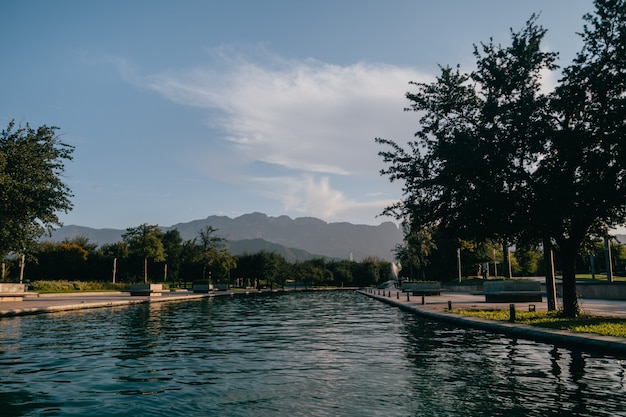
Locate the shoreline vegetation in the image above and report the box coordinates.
[24,280,352,294]
[29,280,132,293]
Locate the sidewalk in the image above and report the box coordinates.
[0,291,212,318]
[360,288,626,356]
[364,288,626,318]
[0,288,286,318]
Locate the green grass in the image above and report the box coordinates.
[31,280,131,293]
[452,309,626,338]
[570,274,626,282]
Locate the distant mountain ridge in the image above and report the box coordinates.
[51,212,403,262]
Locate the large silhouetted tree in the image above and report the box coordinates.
[532,0,626,316]
[377,0,626,317]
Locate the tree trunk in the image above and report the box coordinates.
[604,237,613,283]
[144,257,148,284]
[501,242,512,279]
[20,254,25,284]
[457,247,462,282]
[560,243,579,318]
[542,237,557,311]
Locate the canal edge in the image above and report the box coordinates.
[358,290,626,357]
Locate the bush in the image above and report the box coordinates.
[31,280,130,293]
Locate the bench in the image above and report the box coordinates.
[484,280,542,302]
[192,283,213,293]
[0,283,28,302]
[401,282,441,296]
[129,284,164,297]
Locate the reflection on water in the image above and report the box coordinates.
[400,315,626,416]
[0,291,625,416]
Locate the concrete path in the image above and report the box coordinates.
[0,291,212,317]
[365,288,626,318]
[360,288,626,356]
[0,288,289,318]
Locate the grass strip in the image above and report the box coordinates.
[30,280,131,293]
[452,309,626,338]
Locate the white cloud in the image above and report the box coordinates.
[252,173,399,224]
[136,48,426,222]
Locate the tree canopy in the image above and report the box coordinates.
[122,224,166,283]
[377,0,626,317]
[0,120,74,258]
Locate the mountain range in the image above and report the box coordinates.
[49,212,626,263]
[50,212,404,262]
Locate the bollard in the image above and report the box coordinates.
[397,291,399,300]
[407,292,410,302]
[509,304,516,322]
[447,300,452,310]
[421,294,425,305]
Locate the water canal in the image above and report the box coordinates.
[1,291,626,416]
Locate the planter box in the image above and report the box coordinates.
[0,283,26,302]
[129,284,164,297]
[401,281,441,296]
[484,280,542,302]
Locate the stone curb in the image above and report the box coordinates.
[359,290,626,356]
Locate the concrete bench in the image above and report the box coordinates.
[0,283,28,302]
[401,282,441,296]
[484,280,542,302]
[192,283,213,293]
[129,284,164,297]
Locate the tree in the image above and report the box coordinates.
[394,223,436,281]
[327,260,355,286]
[0,120,74,258]
[377,2,626,317]
[96,241,130,282]
[377,17,555,281]
[122,224,166,283]
[161,229,183,281]
[613,242,626,276]
[377,17,555,244]
[30,240,89,281]
[353,257,383,287]
[511,244,543,276]
[194,226,229,279]
[247,251,282,289]
[531,0,626,316]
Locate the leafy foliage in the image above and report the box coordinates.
[122,224,166,283]
[0,120,74,257]
[377,1,626,317]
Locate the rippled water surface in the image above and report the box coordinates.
[1,291,626,416]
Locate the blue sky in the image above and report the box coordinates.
[1,0,598,230]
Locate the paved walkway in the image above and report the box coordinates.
[360,288,626,356]
[0,288,290,318]
[364,288,626,318]
[0,291,212,317]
